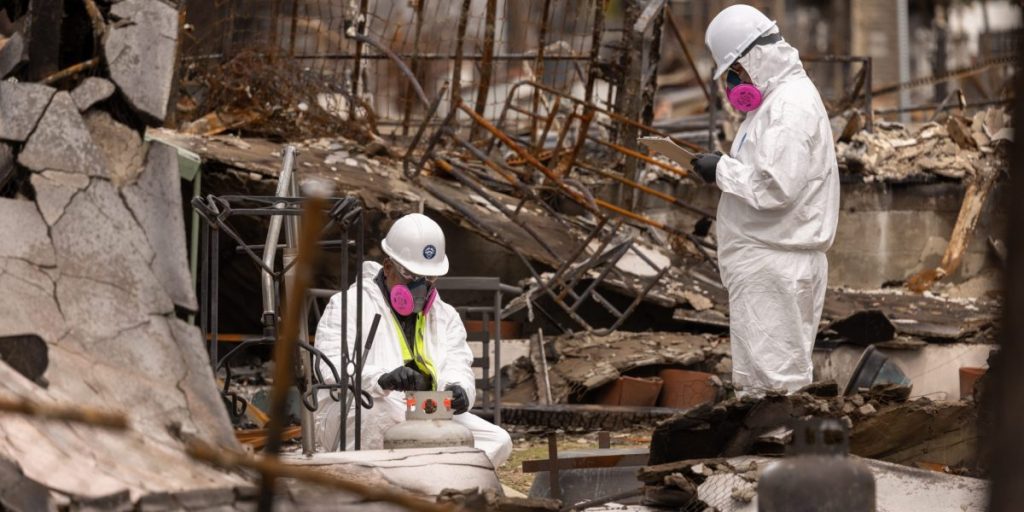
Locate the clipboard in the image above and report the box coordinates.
[637,136,697,167]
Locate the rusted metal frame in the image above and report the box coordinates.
[598,265,670,334]
[349,0,370,121]
[585,0,608,103]
[664,6,710,103]
[586,135,689,178]
[401,0,428,136]
[503,80,706,152]
[567,244,634,313]
[531,0,553,147]
[549,105,579,163]
[446,130,568,225]
[555,221,621,303]
[403,82,451,179]
[434,158,559,259]
[258,199,325,512]
[594,198,690,239]
[458,102,600,214]
[418,180,581,331]
[451,0,472,104]
[346,31,430,108]
[507,104,548,120]
[464,96,695,240]
[575,161,715,218]
[470,0,499,141]
[555,108,595,176]
[536,95,563,153]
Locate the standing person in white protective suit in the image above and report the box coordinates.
[689,5,840,395]
[313,213,513,466]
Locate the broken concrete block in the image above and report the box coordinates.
[0,258,63,343]
[50,181,173,328]
[858,404,877,416]
[18,92,107,177]
[0,81,55,142]
[70,77,116,112]
[30,171,89,226]
[84,110,145,186]
[0,198,55,266]
[104,0,178,122]
[0,33,28,79]
[842,402,856,415]
[123,141,198,311]
[850,394,865,407]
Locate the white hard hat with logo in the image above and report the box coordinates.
[381,213,450,277]
[705,4,777,79]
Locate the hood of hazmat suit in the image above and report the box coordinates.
[714,33,840,395]
[311,261,512,466]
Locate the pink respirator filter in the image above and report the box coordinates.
[389,285,438,316]
[389,285,415,316]
[727,83,763,112]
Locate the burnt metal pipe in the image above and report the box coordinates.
[260,146,297,339]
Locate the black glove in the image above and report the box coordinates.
[378,366,430,391]
[691,151,722,183]
[446,384,469,415]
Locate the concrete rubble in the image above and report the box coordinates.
[103,0,179,122]
[70,77,116,112]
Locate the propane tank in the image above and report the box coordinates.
[758,418,876,512]
[382,391,474,450]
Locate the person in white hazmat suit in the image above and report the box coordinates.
[313,213,513,466]
[689,5,840,395]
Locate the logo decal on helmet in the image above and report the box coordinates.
[423,245,437,260]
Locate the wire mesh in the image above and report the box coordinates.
[183,0,602,136]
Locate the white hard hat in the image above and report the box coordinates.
[705,4,777,79]
[381,213,450,277]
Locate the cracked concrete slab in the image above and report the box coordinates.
[0,81,55,142]
[169,318,239,448]
[123,141,198,311]
[0,199,55,266]
[18,92,108,177]
[84,110,146,186]
[105,0,178,122]
[0,357,247,503]
[0,258,63,343]
[30,171,90,226]
[70,77,116,112]
[50,181,172,328]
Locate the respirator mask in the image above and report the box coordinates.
[388,262,438,316]
[725,67,763,113]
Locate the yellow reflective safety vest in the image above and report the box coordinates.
[390,313,437,390]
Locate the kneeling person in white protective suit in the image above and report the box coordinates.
[689,5,840,395]
[313,213,513,466]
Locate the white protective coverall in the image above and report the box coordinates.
[714,34,840,394]
[313,261,513,466]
